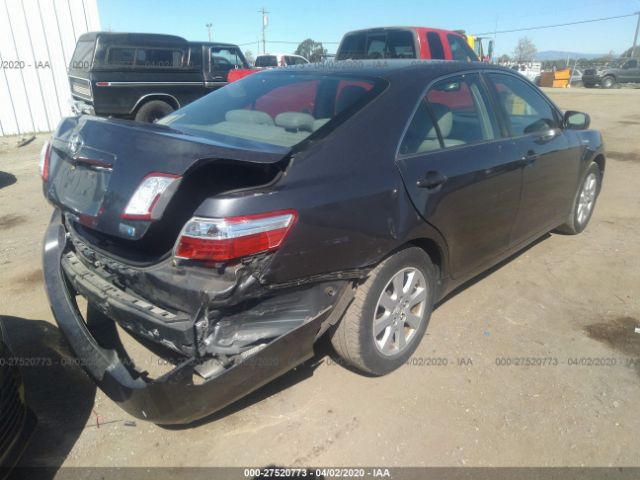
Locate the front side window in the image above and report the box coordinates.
[159,73,383,148]
[447,34,477,62]
[211,47,244,73]
[625,59,638,68]
[399,73,496,155]
[488,73,558,136]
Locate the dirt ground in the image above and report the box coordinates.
[1,87,639,471]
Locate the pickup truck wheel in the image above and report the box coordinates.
[134,100,174,123]
[601,76,615,89]
[330,247,436,376]
[555,162,601,235]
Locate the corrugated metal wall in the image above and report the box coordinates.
[0,0,100,136]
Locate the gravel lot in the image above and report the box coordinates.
[1,87,639,471]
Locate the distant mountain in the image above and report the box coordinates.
[535,51,607,61]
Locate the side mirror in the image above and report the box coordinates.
[564,111,590,130]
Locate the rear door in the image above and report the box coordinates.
[396,73,522,278]
[485,72,579,244]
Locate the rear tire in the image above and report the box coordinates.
[330,247,436,376]
[555,162,601,235]
[134,100,174,123]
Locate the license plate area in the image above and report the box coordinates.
[50,159,111,217]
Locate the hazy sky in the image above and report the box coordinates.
[97,0,640,56]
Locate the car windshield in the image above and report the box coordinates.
[158,72,384,148]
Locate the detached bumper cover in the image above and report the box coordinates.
[43,210,348,424]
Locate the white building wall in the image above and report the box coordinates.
[0,0,100,136]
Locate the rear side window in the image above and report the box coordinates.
[105,46,187,68]
[107,47,135,66]
[447,35,477,62]
[487,73,558,136]
[426,32,445,60]
[399,73,496,155]
[136,48,184,68]
[256,55,278,67]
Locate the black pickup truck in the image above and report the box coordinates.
[68,32,249,122]
[582,57,640,88]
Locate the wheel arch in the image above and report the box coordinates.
[593,153,605,175]
[130,94,180,116]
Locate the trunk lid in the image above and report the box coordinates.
[45,116,290,244]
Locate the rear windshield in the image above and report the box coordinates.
[255,55,278,67]
[70,38,96,72]
[158,72,384,148]
[336,30,416,60]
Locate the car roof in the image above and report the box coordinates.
[260,59,511,81]
[79,31,188,44]
[342,26,464,37]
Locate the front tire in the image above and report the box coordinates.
[555,162,601,235]
[601,75,615,89]
[330,247,436,376]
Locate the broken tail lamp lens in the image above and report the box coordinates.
[174,210,298,263]
[122,173,180,220]
[39,140,52,181]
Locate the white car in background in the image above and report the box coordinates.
[255,53,310,67]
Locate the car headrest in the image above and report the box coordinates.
[275,112,315,131]
[426,103,453,139]
[335,85,368,115]
[226,109,274,125]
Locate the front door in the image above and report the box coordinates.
[485,72,581,244]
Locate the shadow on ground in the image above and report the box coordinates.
[0,172,17,189]
[0,315,95,479]
[168,233,556,427]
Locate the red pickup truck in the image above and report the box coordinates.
[228,26,479,83]
[335,27,479,61]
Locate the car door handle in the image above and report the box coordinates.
[417,171,448,189]
[521,150,539,165]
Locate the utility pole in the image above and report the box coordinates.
[259,7,269,54]
[206,23,212,42]
[632,11,640,57]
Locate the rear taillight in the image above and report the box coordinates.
[39,141,52,181]
[174,210,297,263]
[122,173,180,220]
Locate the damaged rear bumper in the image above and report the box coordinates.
[43,210,351,424]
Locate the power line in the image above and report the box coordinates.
[474,12,637,36]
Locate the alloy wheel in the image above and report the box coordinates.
[373,267,427,356]
[577,172,597,226]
